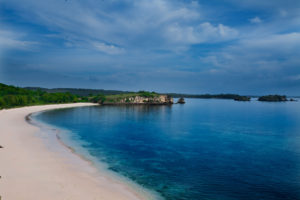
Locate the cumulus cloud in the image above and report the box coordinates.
[1,0,237,52]
[1,0,300,94]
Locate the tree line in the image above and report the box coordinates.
[0,83,84,109]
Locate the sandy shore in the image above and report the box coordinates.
[0,103,149,200]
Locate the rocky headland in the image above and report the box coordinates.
[98,92,174,105]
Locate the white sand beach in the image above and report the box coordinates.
[0,103,148,200]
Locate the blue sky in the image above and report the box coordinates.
[1,0,300,95]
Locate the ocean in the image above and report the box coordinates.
[33,99,300,200]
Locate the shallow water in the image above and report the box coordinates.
[34,99,300,200]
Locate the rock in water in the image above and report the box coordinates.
[177,97,185,104]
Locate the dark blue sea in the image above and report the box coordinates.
[34,99,300,200]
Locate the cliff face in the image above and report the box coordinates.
[102,95,173,105]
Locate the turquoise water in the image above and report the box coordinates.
[34,99,300,200]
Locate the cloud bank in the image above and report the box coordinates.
[1,0,300,95]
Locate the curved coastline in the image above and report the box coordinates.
[28,109,160,200]
[0,103,158,200]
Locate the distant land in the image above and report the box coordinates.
[258,95,297,102]
[100,92,174,105]
[0,82,298,109]
[24,87,132,96]
[24,87,300,99]
[25,86,251,100]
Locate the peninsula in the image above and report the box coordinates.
[95,91,174,105]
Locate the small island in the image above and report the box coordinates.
[177,97,185,104]
[234,96,251,101]
[93,91,174,105]
[258,95,287,102]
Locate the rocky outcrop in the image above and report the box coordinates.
[177,97,185,104]
[102,95,173,105]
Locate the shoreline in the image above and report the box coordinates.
[0,103,155,200]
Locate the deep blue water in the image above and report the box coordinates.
[35,99,300,200]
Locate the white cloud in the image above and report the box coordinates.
[2,0,300,94]
[93,42,124,55]
[240,32,300,52]
[165,22,238,45]
[0,29,36,51]
[1,0,237,52]
[200,32,300,75]
[250,17,262,24]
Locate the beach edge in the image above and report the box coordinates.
[0,103,152,200]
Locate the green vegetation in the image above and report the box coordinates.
[234,96,251,101]
[137,91,158,98]
[24,87,254,101]
[104,93,137,103]
[0,83,82,109]
[0,83,164,108]
[90,94,106,103]
[103,91,159,104]
[168,93,251,100]
[258,95,287,102]
[25,87,131,96]
[1,82,293,109]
